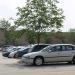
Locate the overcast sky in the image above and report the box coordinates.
[0,0,75,32]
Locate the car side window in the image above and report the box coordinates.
[74,47,75,50]
[51,46,62,52]
[66,45,75,51]
[62,45,66,51]
[42,46,52,52]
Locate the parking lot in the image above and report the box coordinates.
[0,52,75,75]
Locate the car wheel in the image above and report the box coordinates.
[68,61,72,64]
[73,57,75,64]
[14,54,18,58]
[33,57,44,66]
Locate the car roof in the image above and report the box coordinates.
[49,44,74,46]
[31,44,50,46]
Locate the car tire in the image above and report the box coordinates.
[14,54,18,58]
[33,57,44,66]
[68,61,72,64]
[73,57,75,64]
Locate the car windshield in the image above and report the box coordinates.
[42,46,52,52]
[6,47,16,51]
[18,47,29,51]
[22,48,30,53]
[7,47,21,52]
[13,48,21,51]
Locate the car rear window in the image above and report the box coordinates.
[31,45,48,52]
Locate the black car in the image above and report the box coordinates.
[14,48,30,58]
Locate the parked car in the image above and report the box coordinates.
[8,50,19,58]
[2,45,14,51]
[2,47,21,57]
[9,44,49,58]
[21,44,75,66]
[8,47,30,58]
[13,47,30,58]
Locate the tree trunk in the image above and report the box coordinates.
[37,32,40,45]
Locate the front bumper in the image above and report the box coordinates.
[21,57,33,65]
[2,52,10,57]
[9,53,15,58]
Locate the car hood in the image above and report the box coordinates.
[23,51,41,57]
[10,51,17,54]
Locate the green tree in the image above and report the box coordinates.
[15,0,65,44]
[0,18,11,44]
[7,26,26,45]
[25,30,35,44]
[0,18,11,30]
[69,32,75,44]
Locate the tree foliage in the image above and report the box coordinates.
[0,18,11,30]
[15,0,65,44]
[0,18,11,44]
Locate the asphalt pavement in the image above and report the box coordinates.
[0,52,75,75]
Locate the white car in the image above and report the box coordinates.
[8,51,18,58]
[2,46,18,57]
[21,44,75,66]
